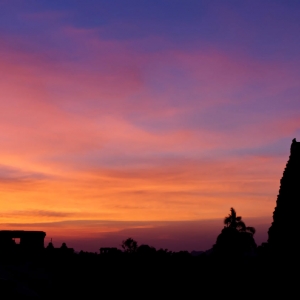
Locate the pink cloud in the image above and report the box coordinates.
[0,25,297,248]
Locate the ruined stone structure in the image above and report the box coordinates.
[268,138,300,254]
[0,230,46,252]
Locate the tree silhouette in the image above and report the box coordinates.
[213,208,256,256]
[224,207,256,234]
[121,238,138,253]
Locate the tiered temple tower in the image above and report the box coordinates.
[268,138,300,254]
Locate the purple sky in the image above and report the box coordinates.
[0,0,299,252]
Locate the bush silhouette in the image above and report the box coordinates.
[137,244,156,255]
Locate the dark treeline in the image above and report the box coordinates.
[0,208,295,299]
[0,236,289,299]
[1,139,299,298]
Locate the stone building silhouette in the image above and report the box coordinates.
[0,230,46,253]
[268,138,300,254]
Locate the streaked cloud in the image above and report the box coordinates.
[0,0,299,251]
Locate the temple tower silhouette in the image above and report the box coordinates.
[268,138,300,254]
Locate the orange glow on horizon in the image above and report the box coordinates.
[1,10,299,252]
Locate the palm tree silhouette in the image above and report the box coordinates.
[224,208,256,235]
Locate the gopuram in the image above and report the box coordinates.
[268,138,300,255]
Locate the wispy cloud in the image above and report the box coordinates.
[0,1,299,251]
[1,210,76,218]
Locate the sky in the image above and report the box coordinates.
[0,0,299,252]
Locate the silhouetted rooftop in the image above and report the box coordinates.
[0,230,46,237]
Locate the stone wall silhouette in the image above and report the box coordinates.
[0,230,46,253]
[268,138,300,254]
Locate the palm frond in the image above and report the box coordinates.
[224,216,231,226]
[230,207,236,219]
[237,221,246,231]
[246,226,256,235]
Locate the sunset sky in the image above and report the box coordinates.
[0,0,299,252]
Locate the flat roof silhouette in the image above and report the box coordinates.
[0,230,46,250]
[0,230,46,236]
